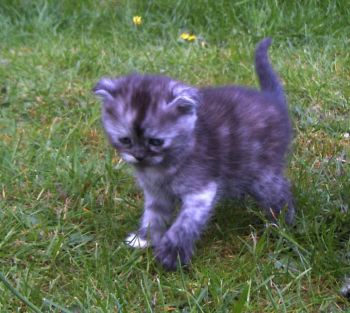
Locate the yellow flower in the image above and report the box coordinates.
[180,32,197,42]
[133,16,142,26]
[187,35,196,41]
[180,32,190,40]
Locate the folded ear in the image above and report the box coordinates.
[93,78,119,102]
[168,84,200,115]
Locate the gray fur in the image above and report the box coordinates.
[94,38,295,270]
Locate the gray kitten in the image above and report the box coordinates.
[94,38,295,270]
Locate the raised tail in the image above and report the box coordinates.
[255,38,286,104]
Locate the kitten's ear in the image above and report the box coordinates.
[93,78,119,102]
[169,85,199,115]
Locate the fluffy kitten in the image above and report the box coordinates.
[94,38,295,270]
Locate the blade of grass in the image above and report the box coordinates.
[42,298,75,313]
[233,281,251,313]
[0,271,42,313]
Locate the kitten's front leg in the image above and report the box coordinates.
[155,182,217,270]
[126,191,174,248]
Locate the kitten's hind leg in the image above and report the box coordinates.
[155,182,218,270]
[250,172,295,225]
[284,197,296,225]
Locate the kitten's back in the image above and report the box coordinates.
[191,38,292,187]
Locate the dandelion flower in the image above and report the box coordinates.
[180,32,197,42]
[187,35,196,41]
[180,32,190,40]
[133,16,142,26]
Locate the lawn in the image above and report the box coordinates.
[0,0,349,312]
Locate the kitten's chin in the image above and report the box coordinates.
[149,155,164,165]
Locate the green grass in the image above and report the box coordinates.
[0,0,349,312]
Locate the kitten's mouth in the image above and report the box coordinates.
[120,153,139,164]
[120,153,163,166]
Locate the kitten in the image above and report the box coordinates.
[340,277,350,299]
[93,38,295,270]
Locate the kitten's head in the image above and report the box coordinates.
[94,74,199,167]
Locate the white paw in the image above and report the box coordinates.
[124,233,149,249]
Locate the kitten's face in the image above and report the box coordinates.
[94,74,199,167]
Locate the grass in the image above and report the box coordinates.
[0,0,349,312]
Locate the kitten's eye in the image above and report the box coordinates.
[148,138,164,147]
[119,137,132,145]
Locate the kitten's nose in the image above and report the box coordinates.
[135,156,145,162]
[133,151,146,162]
[133,148,146,162]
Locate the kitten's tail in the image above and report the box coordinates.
[255,38,286,104]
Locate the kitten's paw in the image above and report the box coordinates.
[154,234,193,271]
[124,233,149,249]
[340,277,350,299]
